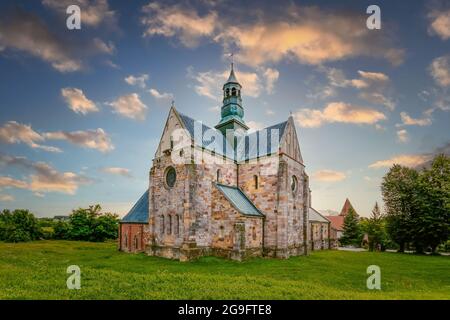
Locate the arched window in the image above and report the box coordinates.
[231,87,236,96]
[170,136,174,150]
[238,90,241,97]
[134,235,138,250]
[291,175,298,192]
[252,227,257,240]
[124,233,128,248]
[160,215,165,234]
[216,169,221,182]
[168,215,172,234]
[254,175,259,189]
[175,215,180,236]
[219,225,225,238]
[225,88,230,97]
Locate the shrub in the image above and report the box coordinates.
[0,209,41,242]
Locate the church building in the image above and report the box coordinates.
[119,64,332,261]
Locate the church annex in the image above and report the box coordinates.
[119,64,332,261]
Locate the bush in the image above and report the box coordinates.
[64,205,119,242]
[0,209,41,242]
[41,227,55,240]
[54,221,71,240]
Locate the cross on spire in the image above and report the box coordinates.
[229,52,234,69]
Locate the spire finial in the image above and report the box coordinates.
[229,52,234,70]
[171,100,175,108]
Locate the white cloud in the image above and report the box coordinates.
[141,2,217,48]
[92,38,115,55]
[0,153,92,195]
[369,154,432,169]
[141,4,404,67]
[428,8,450,40]
[0,8,116,72]
[61,87,98,115]
[44,128,114,153]
[396,129,409,143]
[0,176,29,189]
[266,109,275,116]
[0,121,61,152]
[313,170,346,182]
[108,93,148,120]
[0,194,14,202]
[149,88,174,101]
[0,10,82,72]
[42,0,117,28]
[246,121,265,133]
[125,74,149,88]
[430,55,450,87]
[263,68,279,93]
[325,68,395,110]
[398,111,432,126]
[101,167,132,178]
[293,102,386,128]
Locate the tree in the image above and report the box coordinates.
[381,155,450,254]
[66,205,119,242]
[412,155,450,253]
[0,209,41,242]
[340,207,362,246]
[53,220,71,240]
[366,202,385,251]
[381,165,418,252]
[92,212,119,242]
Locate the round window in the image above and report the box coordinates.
[165,167,176,188]
[291,175,298,192]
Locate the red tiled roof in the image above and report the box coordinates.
[326,215,345,231]
[339,198,359,217]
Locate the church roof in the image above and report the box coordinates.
[177,111,288,161]
[309,207,330,223]
[339,198,358,217]
[225,63,239,84]
[327,215,344,231]
[121,190,149,223]
[215,184,264,217]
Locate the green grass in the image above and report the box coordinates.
[0,241,449,299]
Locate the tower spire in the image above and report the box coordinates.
[215,60,248,135]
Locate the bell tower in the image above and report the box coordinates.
[215,63,249,136]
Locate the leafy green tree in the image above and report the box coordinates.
[0,209,41,242]
[66,205,119,242]
[53,220,71,240]
[382,155,450,253]
[412,155,450,253]
[366,202,385,251]
[381,165,418,252]
[340,207,362,246]
[92,213,119,242]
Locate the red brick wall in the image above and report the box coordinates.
[119,223,148,253]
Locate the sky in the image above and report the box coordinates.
[0,0,449,218]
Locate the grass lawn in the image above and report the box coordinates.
[0,240,449,299]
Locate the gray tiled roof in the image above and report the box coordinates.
[178,112,287,161]
[121,190,149,223]
[215,184,264,217]
[309,207,330,223]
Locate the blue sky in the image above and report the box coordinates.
[0,0,449,217]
